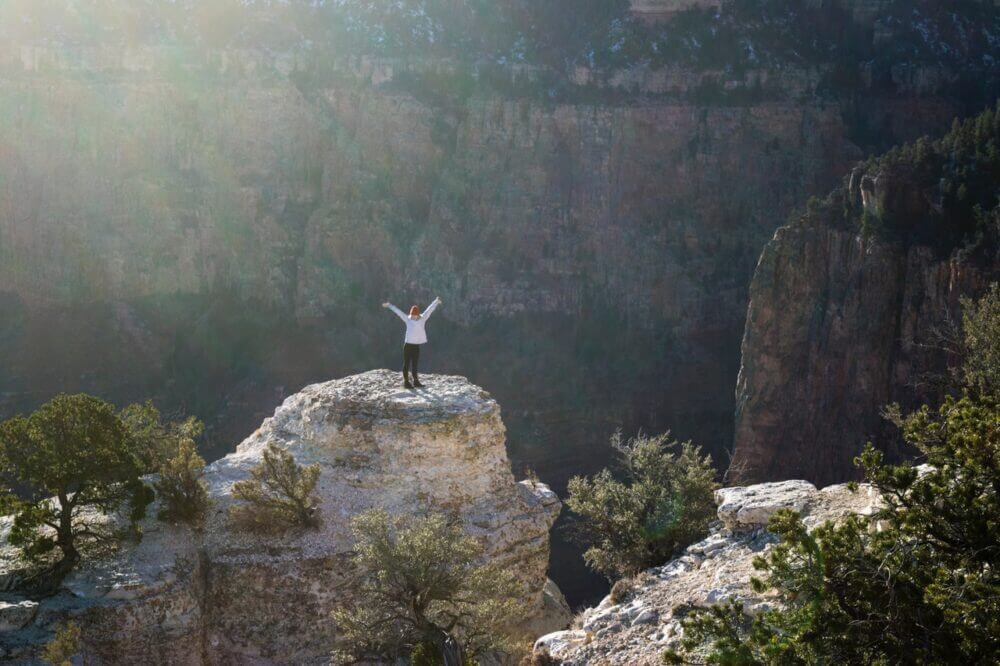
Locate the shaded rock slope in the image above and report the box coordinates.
[535,479,881,664]
[0,371,569,664]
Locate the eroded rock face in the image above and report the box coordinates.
[0,371,569,664]
[535,479,881,665]
[729,217,999,486]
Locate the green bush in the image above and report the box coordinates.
[155,438,210,524]
[229,443,321,533]
[566,431,718,581]
[331,509,522,664]
[119,400,204,473]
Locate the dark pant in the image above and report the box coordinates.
[403,343,421,382]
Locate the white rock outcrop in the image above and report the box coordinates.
[0,370,569,663]
[535,479,881,665]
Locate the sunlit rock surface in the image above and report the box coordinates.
[536,479,881,665]
[0,371,568,664]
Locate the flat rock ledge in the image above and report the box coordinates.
[0,370,570,664]
[535,479,881,665]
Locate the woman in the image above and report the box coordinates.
[382,297,442,388]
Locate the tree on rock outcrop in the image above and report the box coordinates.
[0,394,154,592]
[331,509,522,664]
[566,431,718,580]
[229,443,321,533]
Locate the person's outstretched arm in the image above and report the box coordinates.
[421,297,442,320]
[383,302,408,323]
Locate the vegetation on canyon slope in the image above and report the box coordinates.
[669,285,1000,665]
[862,105,1000,251]
[331,508,521,665]
[566,431,718,581]
[42,621,82,666]
[803,103,1000,253]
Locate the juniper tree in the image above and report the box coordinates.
[0,394,153,591]
[960,282,1000,397]
[230,443,321,532]
[331,509,522,664]
[118,400,204,473]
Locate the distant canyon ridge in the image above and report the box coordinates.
[2,1,999,603]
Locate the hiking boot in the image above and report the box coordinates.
[413,379,424,388]
[403,379,413,389]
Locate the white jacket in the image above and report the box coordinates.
[388,298,441,345]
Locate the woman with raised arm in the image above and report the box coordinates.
[382,297,442,389]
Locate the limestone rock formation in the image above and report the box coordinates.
[0,371,569,664]
[535,479,881,664]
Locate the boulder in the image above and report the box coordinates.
[715,480,817,530]
[0,601,37,632]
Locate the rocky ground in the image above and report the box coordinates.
[0,371,570,664]
[536,479,881,665]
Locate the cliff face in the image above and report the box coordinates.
[730,103,1000,486]
[0,371,569,664]
[730,221,997,485]
[535,478,882,664]
[0,50,962,463]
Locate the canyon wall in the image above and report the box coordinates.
[0,371,569,663]
[730,218,998,486]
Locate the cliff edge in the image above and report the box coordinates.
[535,478,881,665]
[0,370,570,663]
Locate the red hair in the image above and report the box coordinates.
[409,305,421,317]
